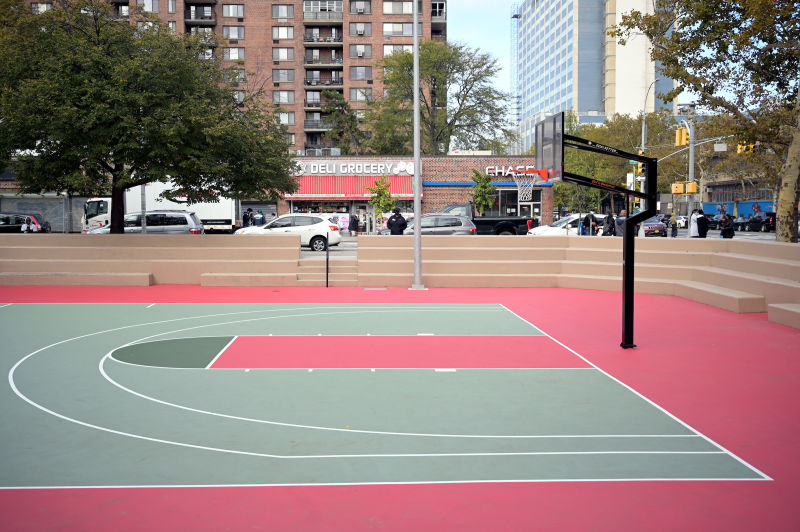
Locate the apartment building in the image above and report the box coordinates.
[512,0,673,154]
[62,0,447,155]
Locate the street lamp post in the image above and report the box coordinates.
[640,78,660,153]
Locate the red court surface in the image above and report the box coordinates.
[1,285,799,531]
[211,335,590,369]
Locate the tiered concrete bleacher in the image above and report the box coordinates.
[0,234,301,286]
[357,235,800,325]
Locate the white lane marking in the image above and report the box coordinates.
[497,303,773,481]
[0,303,13,309]
[204,336,238,369]
[434,369,456,372]
[0,475,770,490]
[145,303,156,309]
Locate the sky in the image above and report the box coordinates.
[447,0,517,94]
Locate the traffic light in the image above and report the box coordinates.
[671,183,684,194]
[685,182,698,194]
[675,127,689,146]
[637,162,645,174]
[737,143,754,154]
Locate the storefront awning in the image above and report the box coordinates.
[286,175,415,200]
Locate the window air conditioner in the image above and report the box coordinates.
[237,17,243,22]
[357,51,363,57]
[367,79,373,84]
[274,82,280,87]
[357,29,364,35]
[273,60,280,65]
[273,39,279,44]
[357,8,364,14]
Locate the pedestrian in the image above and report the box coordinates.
[720,214,735,239]
[602,211,615,236]
[254,210,264,226]
[670,212,678,237]
[350,213,359,235]
[386,207,407,235]
[689,208,700,238]
[615,209,627,238]
[697,209,709,238]
[21,216,35,233]
[243,208,253,227]
[582,209,598,236]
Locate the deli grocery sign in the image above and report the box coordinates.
[295,160,414,176]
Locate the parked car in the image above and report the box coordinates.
[88,210,204,234]
[675,215,688,228]
[235,213,341,251]
[0,212,51,233]
[641,216,667,237]
[705,213,725,230]
[733,215,748,231]
[657,214,671,225]
[761,212,776,232]
[401,214,476,235]
[528,213,607,236]
[738,216,766,232]
[379,217,414,235]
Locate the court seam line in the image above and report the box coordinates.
[0,476,770,490]
[497,303,773,481]
[205,336,238,369]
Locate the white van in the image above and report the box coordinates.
[527,213,607,236]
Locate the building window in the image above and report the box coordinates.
[350,0,371,13]
[168,0,175,13]
[383,44,412,55]
[272,4,294,17]
[30,3,52,14]
[349,44,372,58]
[273,69,295,82]
[349,66,372,79]
[383,1,412,14]
[117,5,130,17]
[222,4,244,17]
[223,26,244,39]
[431,1,445,17]
[273,48,295,61]
[273,91,295,104]
[284,133,296,145]
[168,20,176,32]
[303,1,343,12]
[349,22,372,35]
[223,47,245,60]
[382,22,422,36]
[349,88,372,102]
[233,90,246,103]
[278,112,296,125]
[137,0,159,13]
[272,26,294,40]
[190,26,213,34]
[226,69,246,83]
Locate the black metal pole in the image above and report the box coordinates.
[325,231,329,287]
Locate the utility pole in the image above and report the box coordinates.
[411,0,423,289]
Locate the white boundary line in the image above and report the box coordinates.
[497,303,773,481]
[204,336,238,369]
[0,303,13,309]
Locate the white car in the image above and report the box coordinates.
[676,216,688,228]
[235,213,342,251]
[528,213,607,236]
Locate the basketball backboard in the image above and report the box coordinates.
[535,112,564,182]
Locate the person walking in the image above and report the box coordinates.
[386,208,407,235]
[689,208,700,238]
[615,209,627,238]
[243,208,253,227]
[697,209,709,238]
[670,212,678,237]
[602,211,615,236]
[582,210,598,236]
[720,214,735,239]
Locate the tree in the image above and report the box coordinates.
[611,0,800,242]
[372,40,515,155]
[469,170,496,215]
[321,90,368,155]
[0,0,297,233]
[366,175,396,222]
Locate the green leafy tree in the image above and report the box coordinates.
[611,0,800,242]
[321,90,368,155]
[366,175,396,222]
[469,170,496,215]
[372,40,514,155]
[0,0,297,233]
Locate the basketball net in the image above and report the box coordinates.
[511,169,548,202]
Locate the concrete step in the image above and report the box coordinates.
[767,303,800,329]
[0,272,152,286]
[200,273,298,286]
[0,246,298,261]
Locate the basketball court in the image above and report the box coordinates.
[1,285,798,530]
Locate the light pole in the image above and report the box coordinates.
[640,78,660,153]
[678,104,697,215]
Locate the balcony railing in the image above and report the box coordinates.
[304,100,322,108]
[184,11,216,24]
[304,57,344,65]
[303,12,343,22]
[303,35,343,43]
[304,78,343,86]
[304,120,333,130]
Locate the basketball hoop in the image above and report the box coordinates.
[511,168,548,202]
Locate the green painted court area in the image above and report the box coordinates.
[0,303,764,488]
